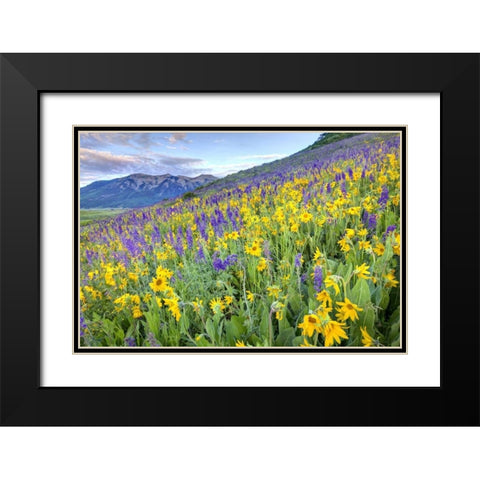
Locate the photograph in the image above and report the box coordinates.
[76,127,404,350]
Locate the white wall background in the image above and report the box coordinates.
[1,2,479,480]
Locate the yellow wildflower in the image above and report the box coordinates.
[164,297,181,321]
[245,241,262,257]
[300,338,313,347]
[128,272,139,282]
[373,243,385,256]
[325,277,340,296]
[266,286,281,299]
[355,263,371,279]
[192,298,203,313]
[209,298,225,314]
[336,297,363,322]
[323,320,349,347]
[257,257,268,272]
[300,211,313,223]
[360,326,374,347]
[383,270,399,288]
[298,313,322,337]
[104,270,115,287]
[316,289,332,306]
[393,233,401,256]
[358,240,371,251]
[149,275,169,293]
[338,237,351,252]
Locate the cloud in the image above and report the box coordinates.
[234,153,287,161]
[213,139,225,143]
[165,132,192,144]
[80,147,208,185]
[79,132,164,151]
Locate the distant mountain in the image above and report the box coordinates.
[80,173,217,208]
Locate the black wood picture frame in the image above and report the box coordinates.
[0,53,478,426]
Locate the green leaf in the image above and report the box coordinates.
[378,289,390,310]
[360,307,375,333]
[350,278,370,306]
[274,327,295,346]
[225,316,247,345]
[292,336,308,347]
[259,314,269,338]
[205,318,216,345]
[195,335,211,347]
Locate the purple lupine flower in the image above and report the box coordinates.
[326,183,331,194]
[85,249,95,264]
[300,273,307,283]
[385,225,397,237]
[383,225,397,240]
[212,251,226,271]
[362,210,369,225]
[347,167,353,179]
[368,214,377,230]
[186,225,193,250]
[224,254,238,268]
[379,185,389,209]
[196,245,205,263]
[152,225,161,244]
[340,181,347,196]
[147,332,160,347]
[313,266,323,292]
[212,252,237,271]
[125,337,136,347]
[294,253,302,269]
[80,314,87,337]
[263,241,272,260]
[173,238,184,257]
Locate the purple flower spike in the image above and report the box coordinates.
[313,266,323,292]
[379,185,389,209]
[294,253,302,269]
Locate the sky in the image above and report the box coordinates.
[79,131,321,186]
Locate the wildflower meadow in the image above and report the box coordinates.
[79,132,402,348]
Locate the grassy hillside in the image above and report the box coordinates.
[193,132,396,196]
[301,132,361,151]
[80,209,130,226]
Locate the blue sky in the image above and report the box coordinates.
[79,131,320,186]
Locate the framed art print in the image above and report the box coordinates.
[0,54,478,425]
[74,126,406,353]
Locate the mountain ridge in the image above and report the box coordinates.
[80,172,217,209]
